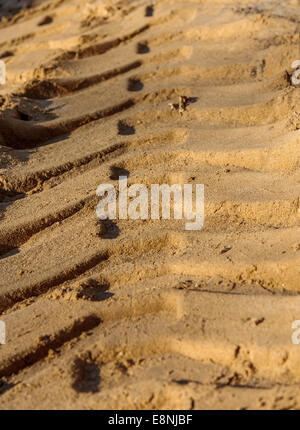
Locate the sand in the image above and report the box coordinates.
[0,0,300,410]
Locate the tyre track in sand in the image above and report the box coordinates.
[0,0,300,410]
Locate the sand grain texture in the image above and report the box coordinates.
[0,0,300,410]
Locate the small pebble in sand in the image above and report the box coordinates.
[168,96,189,115]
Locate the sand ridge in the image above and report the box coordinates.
[0,0,300,410]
